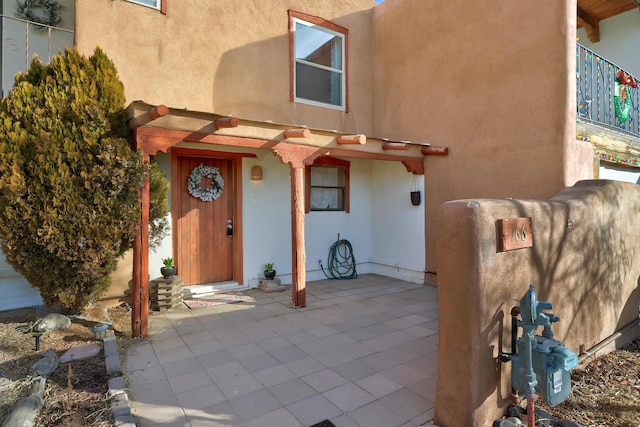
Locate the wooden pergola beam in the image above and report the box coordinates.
[422,146,449,156]
[128,104,169,128]
[382,142,409,151]
[214,117,239,130]
[337,134,366,145]
[284,128,311,139]
[577,6,600,43]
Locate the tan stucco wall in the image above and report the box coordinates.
[372,0,592,271]
[435,180,640,426]
[74,0,375,135]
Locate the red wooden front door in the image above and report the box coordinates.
[175,156,233,285]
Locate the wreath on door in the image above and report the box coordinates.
[187,164,224,202]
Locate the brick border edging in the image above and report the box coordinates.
[103,329,136,426]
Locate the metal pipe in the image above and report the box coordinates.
[578,317,640,363]
[511,306,520,357]
[369,260,427,273]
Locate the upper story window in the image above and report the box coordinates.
[125,0,166,13]
[305,157,350,213]
[289,10,348,111]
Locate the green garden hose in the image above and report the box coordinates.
[320,238,358,280]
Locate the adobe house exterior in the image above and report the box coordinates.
[1,0,640,425]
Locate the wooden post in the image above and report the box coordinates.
[291,166,306,307]
[132,150,150,338]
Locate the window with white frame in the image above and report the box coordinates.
[289,11,347,111]
[126,0,160,10]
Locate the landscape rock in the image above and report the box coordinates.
[32,313,71,332]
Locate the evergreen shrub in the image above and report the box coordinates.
[0,47,167,312]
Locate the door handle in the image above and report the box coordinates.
[227,219,233,237]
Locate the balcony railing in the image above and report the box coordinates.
[1,14,73,98]
[576,43,639,138]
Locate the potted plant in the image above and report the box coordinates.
[264,262,276,279]
[161,257,176,279]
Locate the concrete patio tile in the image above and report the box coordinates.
[332,360,377,382]
[131,395,185,426]
[196,348,235,369]
[218,373,264,400]
[245,408,303,427]
[269,344,308,363]
[286,393,342,426]
[406,354,438,378]
[168,369,214,395]
[177,383,225,413]
[185,401,241,427]
[256,336,292,352]
[382,345,422,364]
[229,388,282,421]
[206,360,249,383]
[124,340,159,370]
[381,364,428,387]
[228,342,266,360]
[240,352,280,372]
[403,325,438,338]
[302,368,349,392]
[155,345,194,364]
[126,363,167,387]
[355,373,403,398]
[284,356,326,376]
[161,356,202,379]
[322,382,376,412]
[151,335,186,352]
[312,348,353,367]
[330,414,361,427]
[407,377,437,402]
[359,352,400,372]
[411,407,435,427]
[362,330,416,352]
[379,388,434,419]
[268,378,317,405]
[346,400,408,427]
[254,364,297,387]
[339,341,378,359]
[188,338,225,356]
[129,378,175,403]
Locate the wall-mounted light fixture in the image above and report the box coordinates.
[251,165,263,181]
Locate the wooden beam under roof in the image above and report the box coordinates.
[577,5,600,43]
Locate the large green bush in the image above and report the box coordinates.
[0,47,166,312]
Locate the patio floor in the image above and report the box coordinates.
[123,274,439,427]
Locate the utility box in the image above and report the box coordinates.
[513,335,578,406]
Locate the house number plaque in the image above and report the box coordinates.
[498,218,533,252]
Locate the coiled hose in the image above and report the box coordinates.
[320,238,358,279]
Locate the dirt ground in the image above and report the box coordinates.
[0,303,133,427]
[0,304,638,427]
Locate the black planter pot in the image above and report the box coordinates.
[161,266,176,279]
[264,270,276,279]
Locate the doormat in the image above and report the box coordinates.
[309,421,336,427]
[183,292,256,309]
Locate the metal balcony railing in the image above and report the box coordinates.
[576,43,639,137]
[0,14,74,98]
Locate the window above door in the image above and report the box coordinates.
[289,10,348,112]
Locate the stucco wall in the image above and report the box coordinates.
[372,0,591,271]
[74,0,376,134]
[435,180,640,426]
